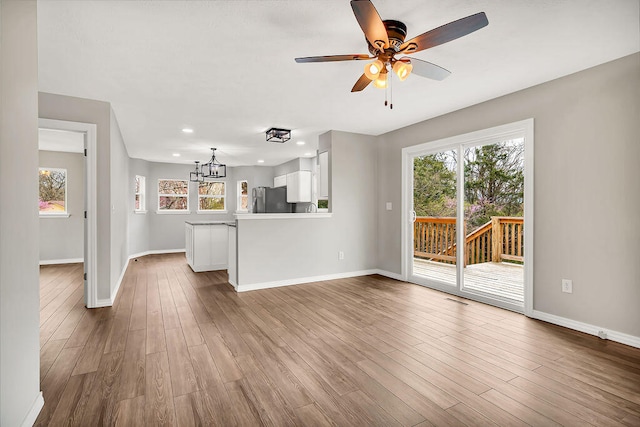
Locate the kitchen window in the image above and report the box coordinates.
[135,175,146,212]
[237,180,248,212]
[198,181,226,212]
[158,179,189,213]
[39,167,68,217]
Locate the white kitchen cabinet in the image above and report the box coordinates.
[185,222,229,272]
[273,174,287,188]
[286,170,312,203]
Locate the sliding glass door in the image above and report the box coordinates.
[412,149,458,287]
[404,120,533,313]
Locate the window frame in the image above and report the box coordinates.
[39,167,69,217]
[197,180,227,213]
[236,180,249,213]
[157,178,190,214]
[134,175,147,213]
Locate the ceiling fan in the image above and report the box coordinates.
[295,0,488,105]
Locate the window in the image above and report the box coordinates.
[237,180,248,212]
[158,179,189,212]
[198,181,226,212]
[39,167,67,216]
[135,175,146,212]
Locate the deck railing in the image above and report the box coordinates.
[414,216,524,265]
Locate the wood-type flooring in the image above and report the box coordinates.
[36,254,640,426]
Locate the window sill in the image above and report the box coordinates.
[197,210,228,215]
[156,210,191,215]
[134,210,148,215]
[40,213,70,218]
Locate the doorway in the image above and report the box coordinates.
[38,119,98,308]
[402,120,533,314]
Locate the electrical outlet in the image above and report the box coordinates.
[561,279,573,293]
[338,251,344,260]
[598,330,608,340]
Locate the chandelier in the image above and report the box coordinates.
[189,148,226,182]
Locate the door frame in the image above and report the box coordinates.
[39,118,98,308]
[401,119,534,315]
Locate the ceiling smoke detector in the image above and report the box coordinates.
[266,127,291,143]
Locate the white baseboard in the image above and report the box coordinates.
[531,310,640,349]
[236,269,379,292]
[21,392,44,427]
[39,258,83,266]
[128,248,185,259]
[374,269,404,281]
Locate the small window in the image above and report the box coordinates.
[158,179,189,212]
[237,180,248,212]
[198,181,226,212]
[39,168,67,216]
[135,175,146,212]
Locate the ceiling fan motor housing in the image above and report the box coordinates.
[368,20,407,56]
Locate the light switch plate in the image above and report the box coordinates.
[386,202,392,211]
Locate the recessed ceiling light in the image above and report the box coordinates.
[182,128,194,133]
[257,159,265,163]
[296,141,306,146]
[304,152,313,156]
[172,153,181,157]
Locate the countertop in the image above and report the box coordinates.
[185,220,235,226]
[234,213,332,220]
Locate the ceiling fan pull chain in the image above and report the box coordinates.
[390,70,393,109]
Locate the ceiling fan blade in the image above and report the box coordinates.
[295,54,372,63]
[399,12,488,54]
[351,73,372,92]
[350,0,389,50]
[407,58,451,81]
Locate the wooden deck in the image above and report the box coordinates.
[413,258,524,303]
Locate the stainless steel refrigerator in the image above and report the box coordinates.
[252,187,293,213]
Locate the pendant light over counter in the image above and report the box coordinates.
[189,148,226,182]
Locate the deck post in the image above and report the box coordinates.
[491,216,502,262]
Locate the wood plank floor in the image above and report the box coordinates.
[414,259,524,303]
[37,254,640,426]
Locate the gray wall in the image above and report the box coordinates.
[377,53,640,338]
[39,150,84,262]
[237,131,378,285]
[0,1,42,425]
[110,108,130,293]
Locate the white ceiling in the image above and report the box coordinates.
[37,0,639,167]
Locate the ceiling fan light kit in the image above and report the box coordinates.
[294,0,488,108]
[265,127,291,143]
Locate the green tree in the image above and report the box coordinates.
[413,151,456,217]
[413,140,524,232]
[463,141,524,229]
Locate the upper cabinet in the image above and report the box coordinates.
[273,174,287,188]
[286,171,311,203]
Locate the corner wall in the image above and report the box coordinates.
[377,53,640,339]
[0,1,43,425]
